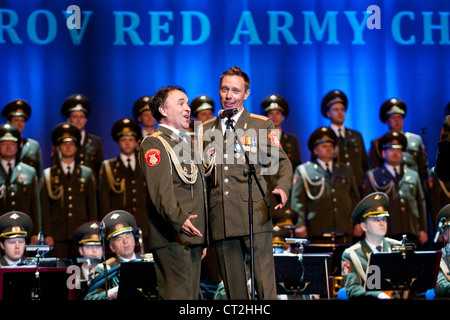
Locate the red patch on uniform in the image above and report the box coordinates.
[341,261,351,275]
[145,148,161,167]
[268,131,281,147]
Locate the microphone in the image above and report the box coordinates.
[218,108,238,119]
[434,217,447,243]
[99,221,106,240]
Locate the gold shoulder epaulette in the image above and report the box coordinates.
[202,117,217,125]
[149,131,163,138]
[250,113,269,121]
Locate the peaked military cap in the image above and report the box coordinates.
[261,94,289,116]
[132,96,153,119]
[61,94,91,117]
[379,98,407,123]
[321,90,348,118]
[378,130,407,154]
[51,122,81,146]
[0,211,33,239]
[111,118,142,142]
[273,225,291,247]
[352,192,390,223]
[1,99,32,120]
[307,126,337,152]
[436,204,450,231]
[273,207,299,228]
[102,210,137,241]
[73,221,102,245]
[190,95,215,116]
[0,123,21,144]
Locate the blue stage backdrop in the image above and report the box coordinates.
[0,0,449,168]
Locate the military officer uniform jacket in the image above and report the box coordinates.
[20,137,43,181]
[334,127,368,191]
[435,246,450,297]
[368,132,429,193]
[362,165,427,240]
[77,132,104,180]
[290,160,360,243]
[341,237,401,299]
[0,162,41,235]
[429,167,450,223]
[98,154,151,250]
[139,125,208,250]
[40,163,98,257]
[199,109,293,241]
[280,131,301,170]
[435,115,450,182]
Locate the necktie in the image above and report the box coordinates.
[395,167,400,185]
[376,246,382,252]
[338,128,345,144]
[326,162,332,176]
[225,119,234,131]
[6,162,12,182]
[127,158,133,173]
[67,166,71,180]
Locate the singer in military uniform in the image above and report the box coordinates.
[261,93,301,170]
[321,90,368,192]
[198,66,293,300]
[132,96,156,138]
[98,118,151,253]
[0,211,34,266]
[290,127,360,244]
[139,86,208,300]
[362,130,428,245]
[368,98,429,194]
[61,93,104,180]
[0,124,41,240]
[341,192,402,299]
[434,204,450,297]
[41,123,98,259]
[1,99,43,180]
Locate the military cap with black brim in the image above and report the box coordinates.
[379,98,407,123]
[351,192,390,223]
[102,210,137,241]
[111,118,142,142]
[1,99,31,120]
[378,130,407,155]
[307,126,337,152]
[0,211,33,239]
[190,95,215,116]
[73,221,101,246]
[321,90,348,118]
[261,94,289,116]
[51,122,81,146]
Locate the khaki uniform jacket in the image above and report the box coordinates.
[280,131,301,170]
[341,237,401,299]
[20,137,43,181]
[0,162,41,235]
[362,165,427,238]
[77,133,104,180]
[200,109,293,241]
[139,125,208,250]
[290,160,360,242]
[334,127,368,191]
[40,163,98,242]
[98,155,151,242]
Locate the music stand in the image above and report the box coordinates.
[365,251,442,298]
[274,253,332,299]
[117,261,158,300]
[0,267,76,300]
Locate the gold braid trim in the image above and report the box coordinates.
[156,136,198,185]
[44,168,64,206]
[299,163,325,200]
[104,161,126,207]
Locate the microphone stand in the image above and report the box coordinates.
[100,221,109,300]
[226,117,271,300]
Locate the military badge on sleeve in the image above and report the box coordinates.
[145,148,161,167]
[268,131,281,147]
[341,261,351,275]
